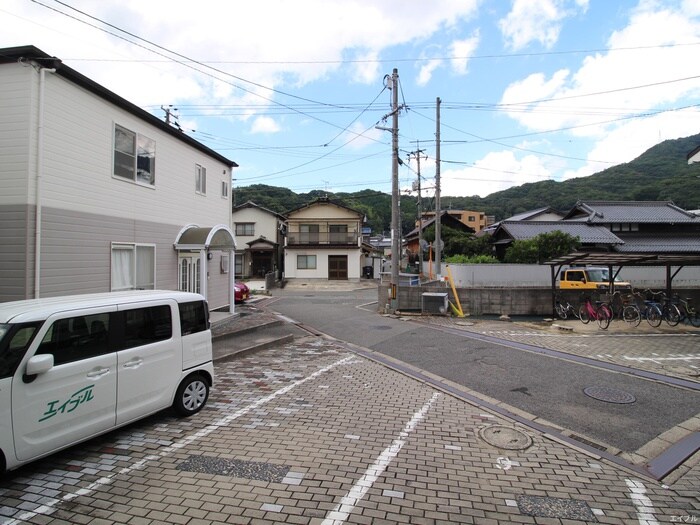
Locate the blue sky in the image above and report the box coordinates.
[2,0,700,198]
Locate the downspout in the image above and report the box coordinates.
[35,66,56,298]
[229,250,235,314]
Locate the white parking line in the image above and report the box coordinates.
[625,479,659,525]
[322,392,441,525]
[6,355,355,525]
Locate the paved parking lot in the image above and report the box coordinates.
[420,315,700,383]
[1,335,698,524]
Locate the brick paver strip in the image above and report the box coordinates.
[0,337,697,524]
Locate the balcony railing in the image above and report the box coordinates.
[287,232,360,246]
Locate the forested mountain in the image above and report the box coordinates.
[233,133,700,234]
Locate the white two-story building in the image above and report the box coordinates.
[0,46,238,310]
[284,197,364,281]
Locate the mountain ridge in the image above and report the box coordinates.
[233,132,700,234]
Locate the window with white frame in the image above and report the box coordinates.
[111,243,156,291]
[221,180,229,198]
[113,124,156,185]
[297,255,317,270]
[196,164,207,195]
[235,223,254,236]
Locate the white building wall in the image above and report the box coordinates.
[427,263,700,288]
[0,60,234,305]
[0,63,34,205]
[232,207,279,241]
[37,71,231,226]
[284,249,362,279]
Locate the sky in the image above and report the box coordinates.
[2,0,700,199]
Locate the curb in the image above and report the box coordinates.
[214,333,295,362]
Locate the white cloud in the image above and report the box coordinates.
[499,2,700,178]
[341,122,384,150]
[0,0,480,116]
[562,107,700,180]
[251,116,281,134]
[417,59,443,86]
[499,0,586,50]
[438,150,556,198]
[450,32,480,75]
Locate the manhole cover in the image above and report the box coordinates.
[583,386,636,404]
[478,425,532,450]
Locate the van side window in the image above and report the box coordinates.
[36,314,111,366]
[179,300,209,335]
[123,305,172,348]
[0,323,42,378]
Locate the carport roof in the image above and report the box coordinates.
[545,251,700,267]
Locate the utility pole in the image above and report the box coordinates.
[161,105,182,130]
[434,97,442,278]
[409,143,426,276]
[390,69,400,311]
[375,69,401,311]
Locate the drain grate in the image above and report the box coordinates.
[583,386,636,404]
[568,433,609,452]
[177,456,289,481]
[478,425,532,450]
[517,495,597,521]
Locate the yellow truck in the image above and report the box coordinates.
[558,266,631,291]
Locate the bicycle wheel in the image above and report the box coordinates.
[664,303,681,327]
[688,310,700,327]
[569,304,580,320]
[622,305,641,327]
[555,302,567,320]
[645,305,662,327]
[596,304,612,330]
[578,304,590,324]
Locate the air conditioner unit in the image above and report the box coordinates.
[422,292,449,315]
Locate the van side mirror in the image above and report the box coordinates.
[26,354,54,377]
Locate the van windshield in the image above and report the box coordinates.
[0,323,41,378]
[587,269,609,282]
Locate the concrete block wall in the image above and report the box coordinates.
[377,284,700,317]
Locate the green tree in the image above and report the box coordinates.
[504,231,580,263]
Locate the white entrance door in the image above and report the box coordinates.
[179,256,201,294]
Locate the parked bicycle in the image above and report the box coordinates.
[673,295,700,327]
[554,294,579,320]
[578,294,612,329]
[603,291,642,327]
[642,290,681,327]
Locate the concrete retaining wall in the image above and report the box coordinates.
[377,284,700,316]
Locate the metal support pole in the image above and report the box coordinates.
[434,97,442,278]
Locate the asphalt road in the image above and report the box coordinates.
[268,289,700,455]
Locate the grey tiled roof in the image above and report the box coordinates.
[565,201,700,223]
[507,207,562,221]
[615,235,700,253]
[497,221,624,244]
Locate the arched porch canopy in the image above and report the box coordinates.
[174,224,236,251]
[173,224,237,314]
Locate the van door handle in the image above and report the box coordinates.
[123,359,143,369]
[87,367,110,378]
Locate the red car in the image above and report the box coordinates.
[234,281,250,303]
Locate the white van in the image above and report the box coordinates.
[0,290,214,472]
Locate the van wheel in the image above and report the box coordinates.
[173,375,209,417]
